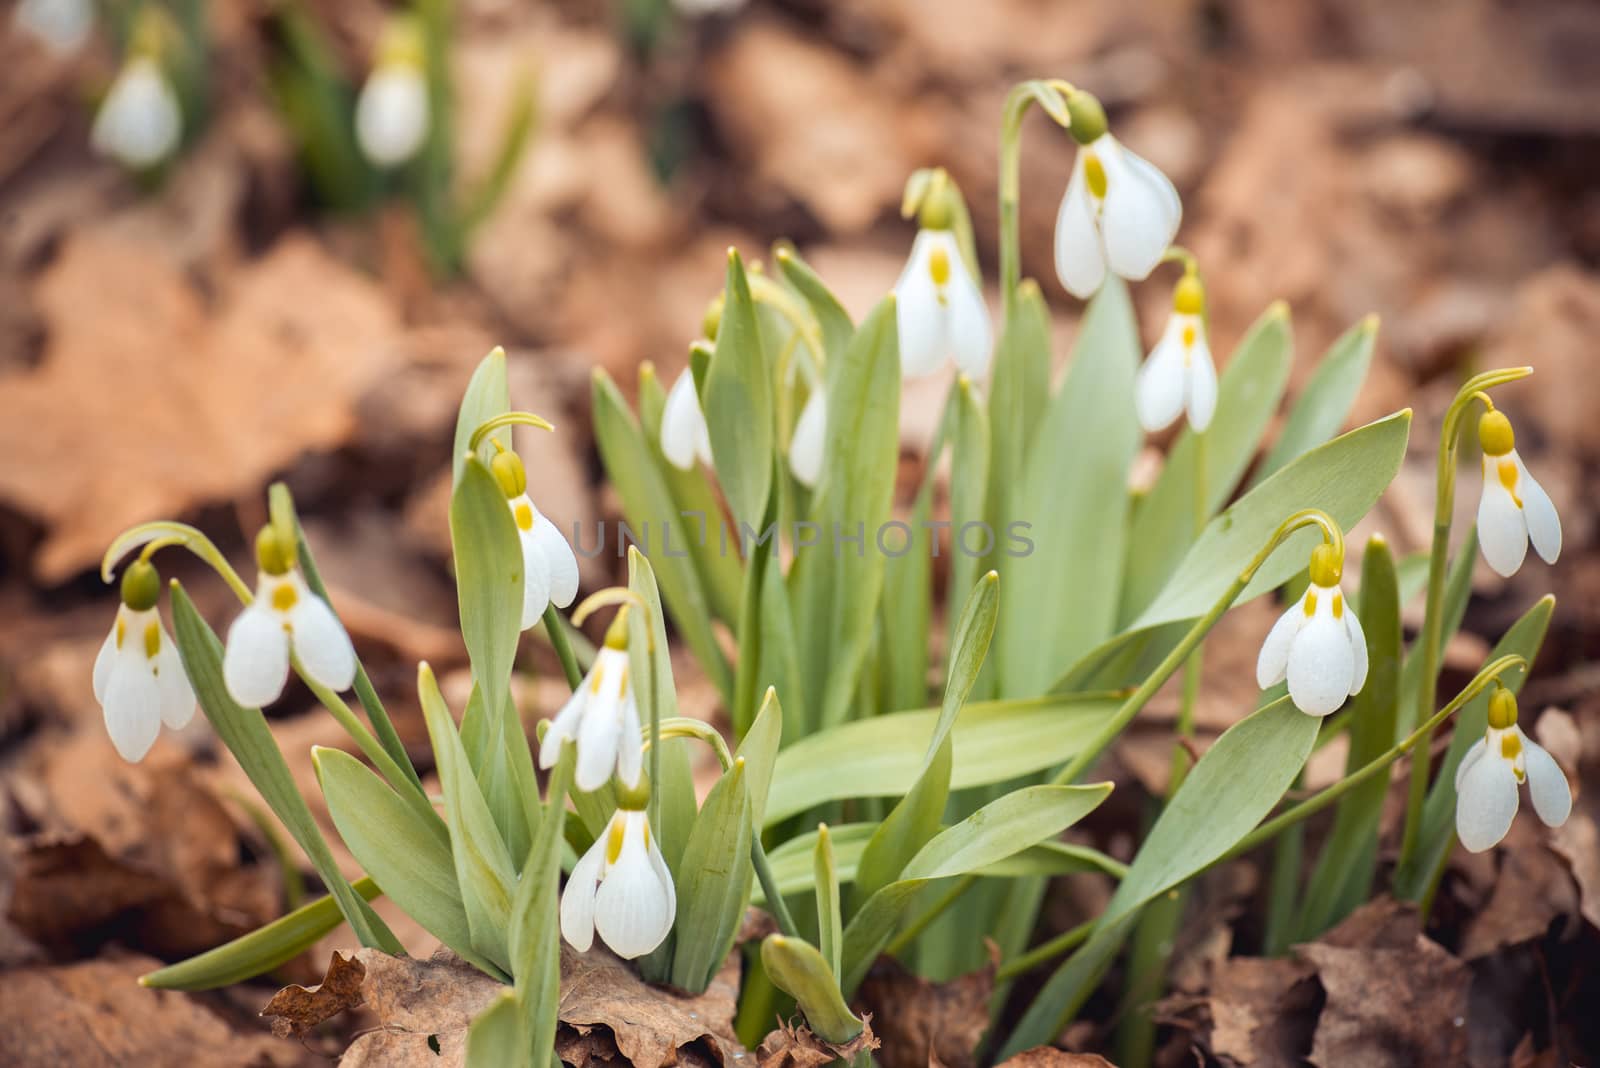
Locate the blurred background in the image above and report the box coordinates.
[0,0,1597,1063]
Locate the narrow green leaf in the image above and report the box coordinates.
[1253,315,1377,486]
[465,990,527,1068]
[985,280,1052,559]
[775,246,854,371]
[670,760,755,992]
[704,250,774,530]
[815,826,844,980]
[510,756,571,1068]
[737,689,784,831]
[947,378,992,666]
[454,347,511,484]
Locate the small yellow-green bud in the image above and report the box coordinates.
[1487,685,1519,730]
[491,449,527,499]
[702,298,723,343]
[615,773,651,811]
[255,526,294,576]
[1308,543,1342,587]
[917,186,955,231]
[603,606,630,651]
[1065,90,1108,146]
[121,559,161,612]
[1173,274,1205,317]
[1478,409,1514,457]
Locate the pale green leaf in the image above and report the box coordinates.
[1253,315,1377,486]
[703,250,774,530]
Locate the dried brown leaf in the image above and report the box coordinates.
[992,1049,1116,1068]
[1460,821,1577,959]
[1550,811,1600,931]
[560,940,741,1067]
[855,940,997,1068]
[259,951,366,1039]
[1203,955,1319,1068]
[756,1015,878,1068]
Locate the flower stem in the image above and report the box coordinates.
[998,80,1072,313]
[542,604,584,691]
[997,918,1095,980]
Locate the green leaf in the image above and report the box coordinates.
[1252,315,1377,486]
[815,826,844,980]
[756,552,807,740]
[762,934,863,1044]
[510,757,571,1068]
[1296,535,1401,938]
[671,760,755,992]
[767,694,1119,826]
[465,991,527,1068]
[985,281,1052,562]
[1002,698,1319,1058]
[790,297,902,728]
[1120,305,1293,624]
[737,689,784,831]
[139,878,382,990]
[703,249,774,530]
[946,378,992,666]
[454,347,511,484]
[998,279,1141,696]
[168,585,397,954]
[775,246,854,372]
[314,747,505,977]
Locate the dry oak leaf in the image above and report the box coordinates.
[755,1015,878,1068]
[1550,811,1600,931]
[0,230,400,582]
[260,951,366,1039]
[992,1050,1116,1068]
[855,940,997,1068]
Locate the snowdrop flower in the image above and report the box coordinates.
[539,615,642,793]
[1256,543,1368,716]
[91,55,182,169]
[93,560,195,762]
[789,388,826,488]
[1475,408,1561,578]
[660,367,714,471]
[672,0,746,16]
[13,0,95,55]
[223,528,356,707]
[561,798,675,959]
[490,448,579,629]
[1136,272,1216,433]
[355,18,428,167]
[1455,686,1570,852]
[894,214,992,379]
[1053,91,1181,299]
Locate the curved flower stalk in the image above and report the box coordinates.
[355,16,429,168]
[92,54,182,169]
[560,785,676,959]
[894,173,992,379]
[1136,266,1216,433]
[223,527,357,708]
[1456,685,1571,852]
[1053,90,1181,299]
[540,610,643,793]
[1475,406,1561,577]
[1256,542,1367,716]
[93,558,195,761]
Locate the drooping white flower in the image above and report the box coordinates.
[1455,687,1570,853]
[355,64,429,167]
[93,561,195,762]
[223,530,356,707]
[1136,275,1216,433]
[660,367,713,471]
[13,0,95,55]
[1053,97,1181,299]
[789,389,826,489]
[671,0,746,17]
[560,807,675,959]
[539,633,642,794]
[893,228,992,379]
[1475,409,1561,578]
[490,448,579,628]
[91,55,182,169]
[1255,544,1367,716]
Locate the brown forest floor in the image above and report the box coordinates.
[1,0,1598,1065]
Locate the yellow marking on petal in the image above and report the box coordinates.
[606,817,626,864]
[928,245,951,288]
[1332,593,1343,619]
[271,582,299,612]
[144,621,162,660]
[1303,591,1317,617]
[643,822,651,849]
[116,617,126,649]
[1500,731,1521,762]
[1083,151,1108,199]
[514,502,534,531]
[1497,459,1522,509]
[590,662,606,695]
[617,664,629,699]
[1182,324,1197,348]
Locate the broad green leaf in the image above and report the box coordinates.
[465,991,527,1068]
[767,694,1119,826]
[1252,315,1377,486]
[592,369,734,702]
[139,878,381,990]
[840,783,1111,994]
[314,747,505,976]
[791,297,902,728]
[671,760,755,992]
[999,278,1140,696]
[1392,595,1553,901]
[737,689,784,831]
[169,586,397,954]
[985,280,1052,558]
[1297,535,1401,939]
[815,826,844,980]
[762,934,862,1043]
[1002,698,1319,1058]
[1120,305,1293,624]
[704,250,774,530]
[454,347,511,484]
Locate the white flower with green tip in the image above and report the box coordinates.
[91,55,181,169]
[894,227,992,379]
[539,618,642,794]
[1256,543,1367,717]
[490,448,579,629]
[93,560,195,762]
[1475,408,1561,578]
[1455,686,1570,853]
[1137,274,1216,433]
[355,17,428,167]
[560,804,675,959]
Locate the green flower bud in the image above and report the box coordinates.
[121,559,161,612]
[1308,542,1342,587]
[491,448,527,499]
[1065,89,1108,145]
[1478,409,1514,457]
[1173,274,1205,316]
[760,934,863,1044]
[615,772,651,811]
[256,526,294,576]
[1487,685,1518,730]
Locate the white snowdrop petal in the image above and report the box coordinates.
[517,517,554,630]
[156,629,196,729]
[1455,737,1488,792]
[93,621,119,704]
[92,58,181,168]
[559,838,606,952]
[1285,608,1356,716]
[647,831,677,918]
[15,0,95,55]
[1135,329,1187,433]
[539,688,586,770]
[1343,603,1368,695]
[1255,601,1302,688]
[789,390,827,489]
[1477,462,1528,578]
[661,370,707,471]
[1515,456,1562,566]
[1054,163,1107,299]
[1522,737,1572,829]
[1456,751,1520,853]
[223,604,291,708]
[593,822,674,958]
[104,660,162,762]
[894,233,947,378]
[575,687,623,793]
[289,584,357,693]
[531,514,580,610]
[1185,336,1218,432]
[1100,142,1181,281]
[356,67,429,167]
[944,262,994,378]
[615,691,644,790]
